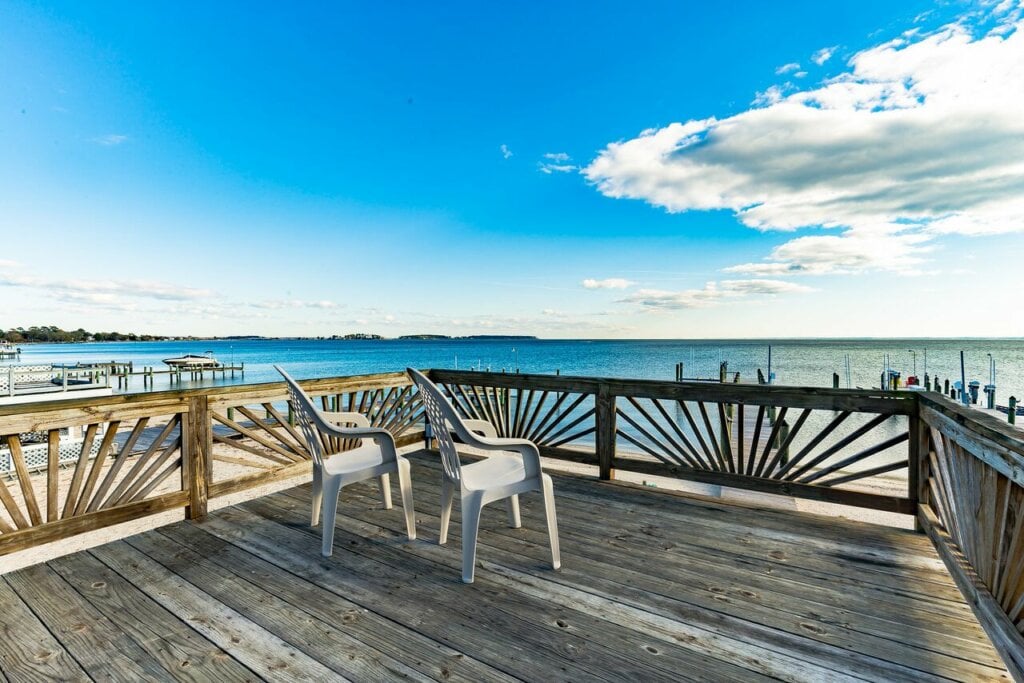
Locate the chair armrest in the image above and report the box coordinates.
[457,431,542,479]
[462,419,498,438]
[322,411,371,428]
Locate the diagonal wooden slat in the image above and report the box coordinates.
[717,403,735,473]
[0,459,30,529]
[753,407,788,478]
[534,393,589,444]
[233,406,305,458]
[783,412,889,481]
[75,421,122,517]
[62,424,99,520]
[697,401,728,472]
[87,418,150,513]
[615,409,690,468]
[776,411,851,479]
[101,417,180,510]
[212,433,295,467]
[46,429,59,522]
[677,400,720,472]
[212,411,304,464]
[746,405,767,476]
[761,408,812,478]
[528,392,575,443]
[799,433,909,485]
[541,408,595,449]
[648,398,709,470]
[5,435,42,526]
[116,438,182,505]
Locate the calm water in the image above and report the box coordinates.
[6,337,1024,404]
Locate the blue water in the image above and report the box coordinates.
[6,338,1024,404]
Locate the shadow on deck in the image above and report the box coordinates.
[0,450,1009,682]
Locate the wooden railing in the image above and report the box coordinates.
[427,370,917,513]
[916,393,1024,679]
[0,371,423,557]
[2,367,1023,677]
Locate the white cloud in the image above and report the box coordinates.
[812,45,838,65]
[584,11,1024,276]
[250,299,340,310]
[93,134,128,146]
[500,144,513,159]
[0,273,212,300]
[0,259,20,269]
[581,277,637,289]
[726,229,930,276]
[775,62,801,75]
[620,279,813,310]
[539,152,578,174]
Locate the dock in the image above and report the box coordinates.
[0,368,1021,680]
[0,452,1008,681]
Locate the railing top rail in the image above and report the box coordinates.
[920,392,1024,458]
[426,369,916,414]
[0,370,413,425]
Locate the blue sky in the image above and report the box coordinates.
[2,1,1022,338]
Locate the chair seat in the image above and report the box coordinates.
[461,453,527,490]
[323,444,386,475]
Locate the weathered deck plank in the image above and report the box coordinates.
[0,448,1009,682]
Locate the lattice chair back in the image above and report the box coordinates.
[275,365,328,468]
[407,368,465,484]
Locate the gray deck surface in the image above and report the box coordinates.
[0,450,1009,681]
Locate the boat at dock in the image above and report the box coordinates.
[162,352,220,368]
[0,342,21,358]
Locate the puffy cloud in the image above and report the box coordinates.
[581,277,637,289]
[500,144,513,159]
[726,228,931,276]
[620,279,813,310]
[775,62,802,75]
[812,45,838,65]
[583,10,1024,275]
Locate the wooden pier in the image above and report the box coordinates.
[0,369,1021,680]
[0,453,1009,681]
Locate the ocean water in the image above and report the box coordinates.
[6,337,1024,404]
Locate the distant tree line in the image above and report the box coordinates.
[1,326,168,343]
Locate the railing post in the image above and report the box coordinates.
[596,383,616,480]
[909,406,928,532]
[184,395,211,520]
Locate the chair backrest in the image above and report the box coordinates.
[407,368,466,484]
[275,365,329,468]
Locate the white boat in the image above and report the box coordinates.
[163,352,220,368]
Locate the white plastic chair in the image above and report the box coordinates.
[276,366,415,556]
[407,368,559,583]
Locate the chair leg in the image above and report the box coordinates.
[461,492,484,584]
[379,473,393,509]
[541,474,560,570]
[397,459,416,540]
[506,494,521,528]
[310,467,323,527]
[439,477,454,545]
[321,479,343,557]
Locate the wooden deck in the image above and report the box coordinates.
[0,450,1009,682]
